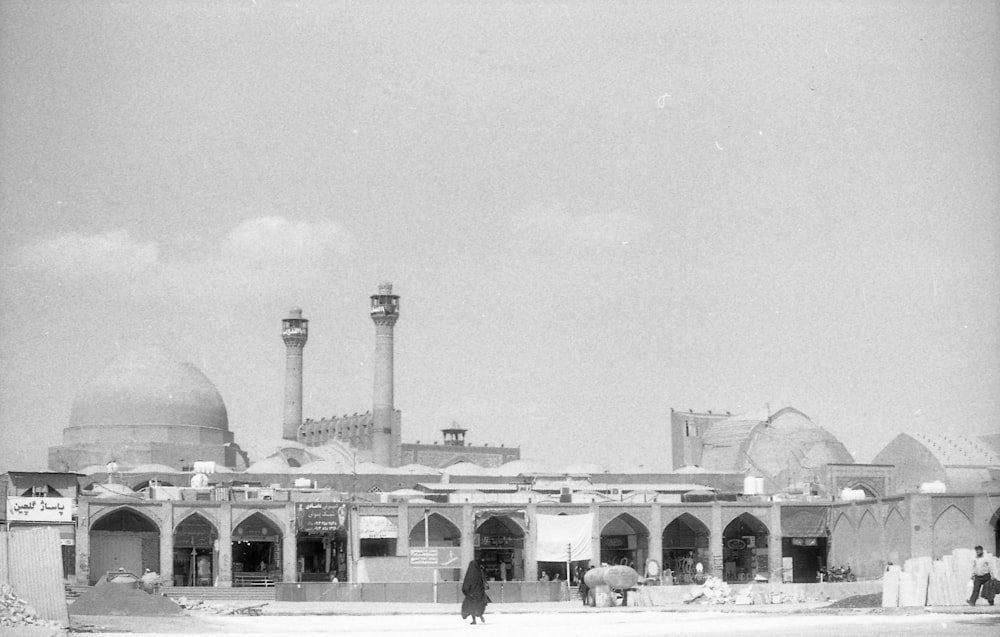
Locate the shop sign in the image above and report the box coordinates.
[6,497,74,522]
[360,515,398,539]
[409,546,461,568]
[791,537,818,546]
[295,502,347,533]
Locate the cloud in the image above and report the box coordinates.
[9,217,356,300]
[509,202,644,248]
[11,230,159,277]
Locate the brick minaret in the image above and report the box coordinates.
[281,307,308,441]
[370,283,399,466]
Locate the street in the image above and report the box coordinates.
[70,610,1000,637]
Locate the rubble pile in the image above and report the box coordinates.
[69,582,183,616]
[0,582,64,630]
[683,576,734,604]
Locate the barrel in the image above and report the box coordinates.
[583,565,640,589]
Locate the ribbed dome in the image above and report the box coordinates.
[69,346,229,431]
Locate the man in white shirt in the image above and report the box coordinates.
[968,545,995,606]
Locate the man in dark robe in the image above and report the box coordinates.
[461,560,490,624]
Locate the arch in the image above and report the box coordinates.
[232,512,284,586]
[855,510,882,578]
[883,507,908,566]
[173,513,219,587]
[847,482,879,499]
[932,504,974,560]
[828,511,855,569]
[721,513,769,583]
[476,515,525,581]
[662,513,710,584]
[600,513,649,573]
[88,507,161,584]
[409,512,461,546]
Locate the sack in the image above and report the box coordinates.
[985,578,999,602]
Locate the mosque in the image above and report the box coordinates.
[5,283,997,589]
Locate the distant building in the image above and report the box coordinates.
[872,432,1000,494]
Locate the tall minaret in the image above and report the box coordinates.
[369,282,399,466]
[281,307,309,441]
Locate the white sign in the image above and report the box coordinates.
[360,515,398,539]
[6,497,74,522]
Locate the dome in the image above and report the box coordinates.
[70,346,228,431]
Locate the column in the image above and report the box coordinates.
[648,504,663,576]
[397,503,410,557]
[525,503,538,580]
[217,503,233,587]
[76,499,91,585]
[710,503,724,579]
[768,503,782,583]
[460,505,475,573]
[283,503,296,584]
[159,502,174,585]
[590,503,601,566]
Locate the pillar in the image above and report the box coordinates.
[768,503,782,583]
[460,505,475,572]
[590,503,601,566]
[397,503,410,557]
[217,503,233,587]
[76,499,91,585]
[159,502,174,585]
[525,503,538,580]
[648,504,663,575]
[710,503,724,579]
[282,503,296,585]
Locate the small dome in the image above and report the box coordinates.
[70,346,228,431]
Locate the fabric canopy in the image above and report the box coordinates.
[535,513,593,562]
[781,506,828,537]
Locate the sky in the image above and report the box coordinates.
[1,1,998,474]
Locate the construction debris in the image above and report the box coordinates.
[683,576,734,604]
[882,548,1000,607]
[68,582,183,616]
[0,582,66,630]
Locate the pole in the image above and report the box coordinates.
[566,543,572,600]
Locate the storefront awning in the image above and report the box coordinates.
[535,513,593,562]
[781,507,827,537]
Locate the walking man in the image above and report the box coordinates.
[968,545,995,606]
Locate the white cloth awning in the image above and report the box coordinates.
[535,513,592,562]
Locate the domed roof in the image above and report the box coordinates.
[70,346,228,431]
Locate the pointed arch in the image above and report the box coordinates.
[662,513,711,584]
[409,512,461,547]
[883,507,908,566]
[932,504,974,559]
[88,506,161,584]
[600,513,650,571]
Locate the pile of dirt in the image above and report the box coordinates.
[0,582,65,630]
[824,593,882,608]
[69,582,183,616]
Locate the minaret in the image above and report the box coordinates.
[281,307,309,441]
[370,282,399,466]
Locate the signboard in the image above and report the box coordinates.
[360,515,398,539]
[6,497,74,522]
[409,547,462,568]
[295,503,347,533]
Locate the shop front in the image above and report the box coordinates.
[662,513,710,584]
[232,512,282,586]
[722,513,769,582]
[294,502,347,582]
[475,515,524,581]
[5,496,77,577]
[781,506,829,583]
[173,513,218,586]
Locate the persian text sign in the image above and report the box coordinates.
[295,503,347,533]
[409,547,461,568]
[6,497,74,522]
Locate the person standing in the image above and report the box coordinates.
[461,560,490,625]
[969,545,995,606]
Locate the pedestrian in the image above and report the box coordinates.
[579,566,594,606]
[968,545,995,606]
[461,560,490,625]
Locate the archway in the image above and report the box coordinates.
[722,513,769,583]
[409,512,462,581]
[601,514,649,573]
[173,513,218,587]
[475,515,524,581]
[662,513,710,584]
[232,512,283,586]
[89,508,160,584]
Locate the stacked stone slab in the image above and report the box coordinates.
[883,548,997,607]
